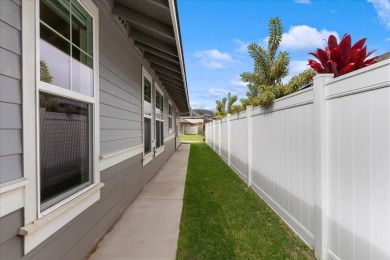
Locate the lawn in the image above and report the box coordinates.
[180,134,204,143]
[177,143,315,260]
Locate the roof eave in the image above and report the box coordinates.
[167,0,190,114]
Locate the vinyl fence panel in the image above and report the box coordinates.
[229,111,248,181]
[326,61,390,260]
[220,118,228,162]
[205,59,390,260]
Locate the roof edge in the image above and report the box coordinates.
[167,0,190,114]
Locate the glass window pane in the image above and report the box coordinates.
[144,78,152,116]
[40,38,70,89]
[72,46,93,96]
[155,91,163,120]
[71,0,93,56]
[144,118,151,154]
[161,122,164,146]
[39,92,91,209]
[156,121,161,148]
[40,0,70,40]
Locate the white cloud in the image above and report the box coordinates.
[233,39,249,53]
[368,0,390,29]
[194,49,235,68]
[269,25,339,50]
[208,88,232,96]
[230,75,247,87]
[386,37,390,40]
[190,99,214,110]
[295,0,311,4]
[289,60,309,75]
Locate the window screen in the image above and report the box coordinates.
[39,92,92,210]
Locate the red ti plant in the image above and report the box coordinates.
[308,34,379,77]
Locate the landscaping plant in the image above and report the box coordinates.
[308,34,378,77]
[239,17,316,108]
[214,92,241,119]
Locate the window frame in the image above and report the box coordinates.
[142,67,153,165]
[20,0,102,254]
[37,0,99,216]
[154,83,164,156]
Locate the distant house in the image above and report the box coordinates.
[180,118,204,134]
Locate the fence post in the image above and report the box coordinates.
[218,119,221,155]
[313,74,332,260]
[227,114,231,166]
[246,106,253,187]
[212,120,215,151]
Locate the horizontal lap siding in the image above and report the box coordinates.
[0,0,22,183]
[0,0,23,257]
[98,5,143,155]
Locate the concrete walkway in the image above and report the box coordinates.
[89,144,190,260]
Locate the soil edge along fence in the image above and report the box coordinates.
[205,59,390,260]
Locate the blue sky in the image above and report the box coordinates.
[177,0,390,111]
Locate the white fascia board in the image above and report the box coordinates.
[167,0,190,113]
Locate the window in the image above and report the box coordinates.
[18,0,100,253]
[168,101,173,131]
[38,0,96,211]
[143,69,153,156]
[155,86,164,149]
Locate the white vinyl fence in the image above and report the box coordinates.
[205,59,390,260]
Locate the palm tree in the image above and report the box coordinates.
[215,96,227,119]
[214,92,238,119]
[240,17,290,106]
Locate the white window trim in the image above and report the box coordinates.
[19,0,103,254]
[100,145,143,171]
[142,67,153,165]
[0,178,29,218]
[154,83,164,155]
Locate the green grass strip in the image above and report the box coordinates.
[180,134,205,143]
[177,143,315,260]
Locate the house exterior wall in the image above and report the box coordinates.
[0,0,23,184]
[0,0,25,256]
[0,0,183,258]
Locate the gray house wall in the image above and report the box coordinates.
[0,0,24,257]
[0,0,183,259]
[0,0,23,184]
